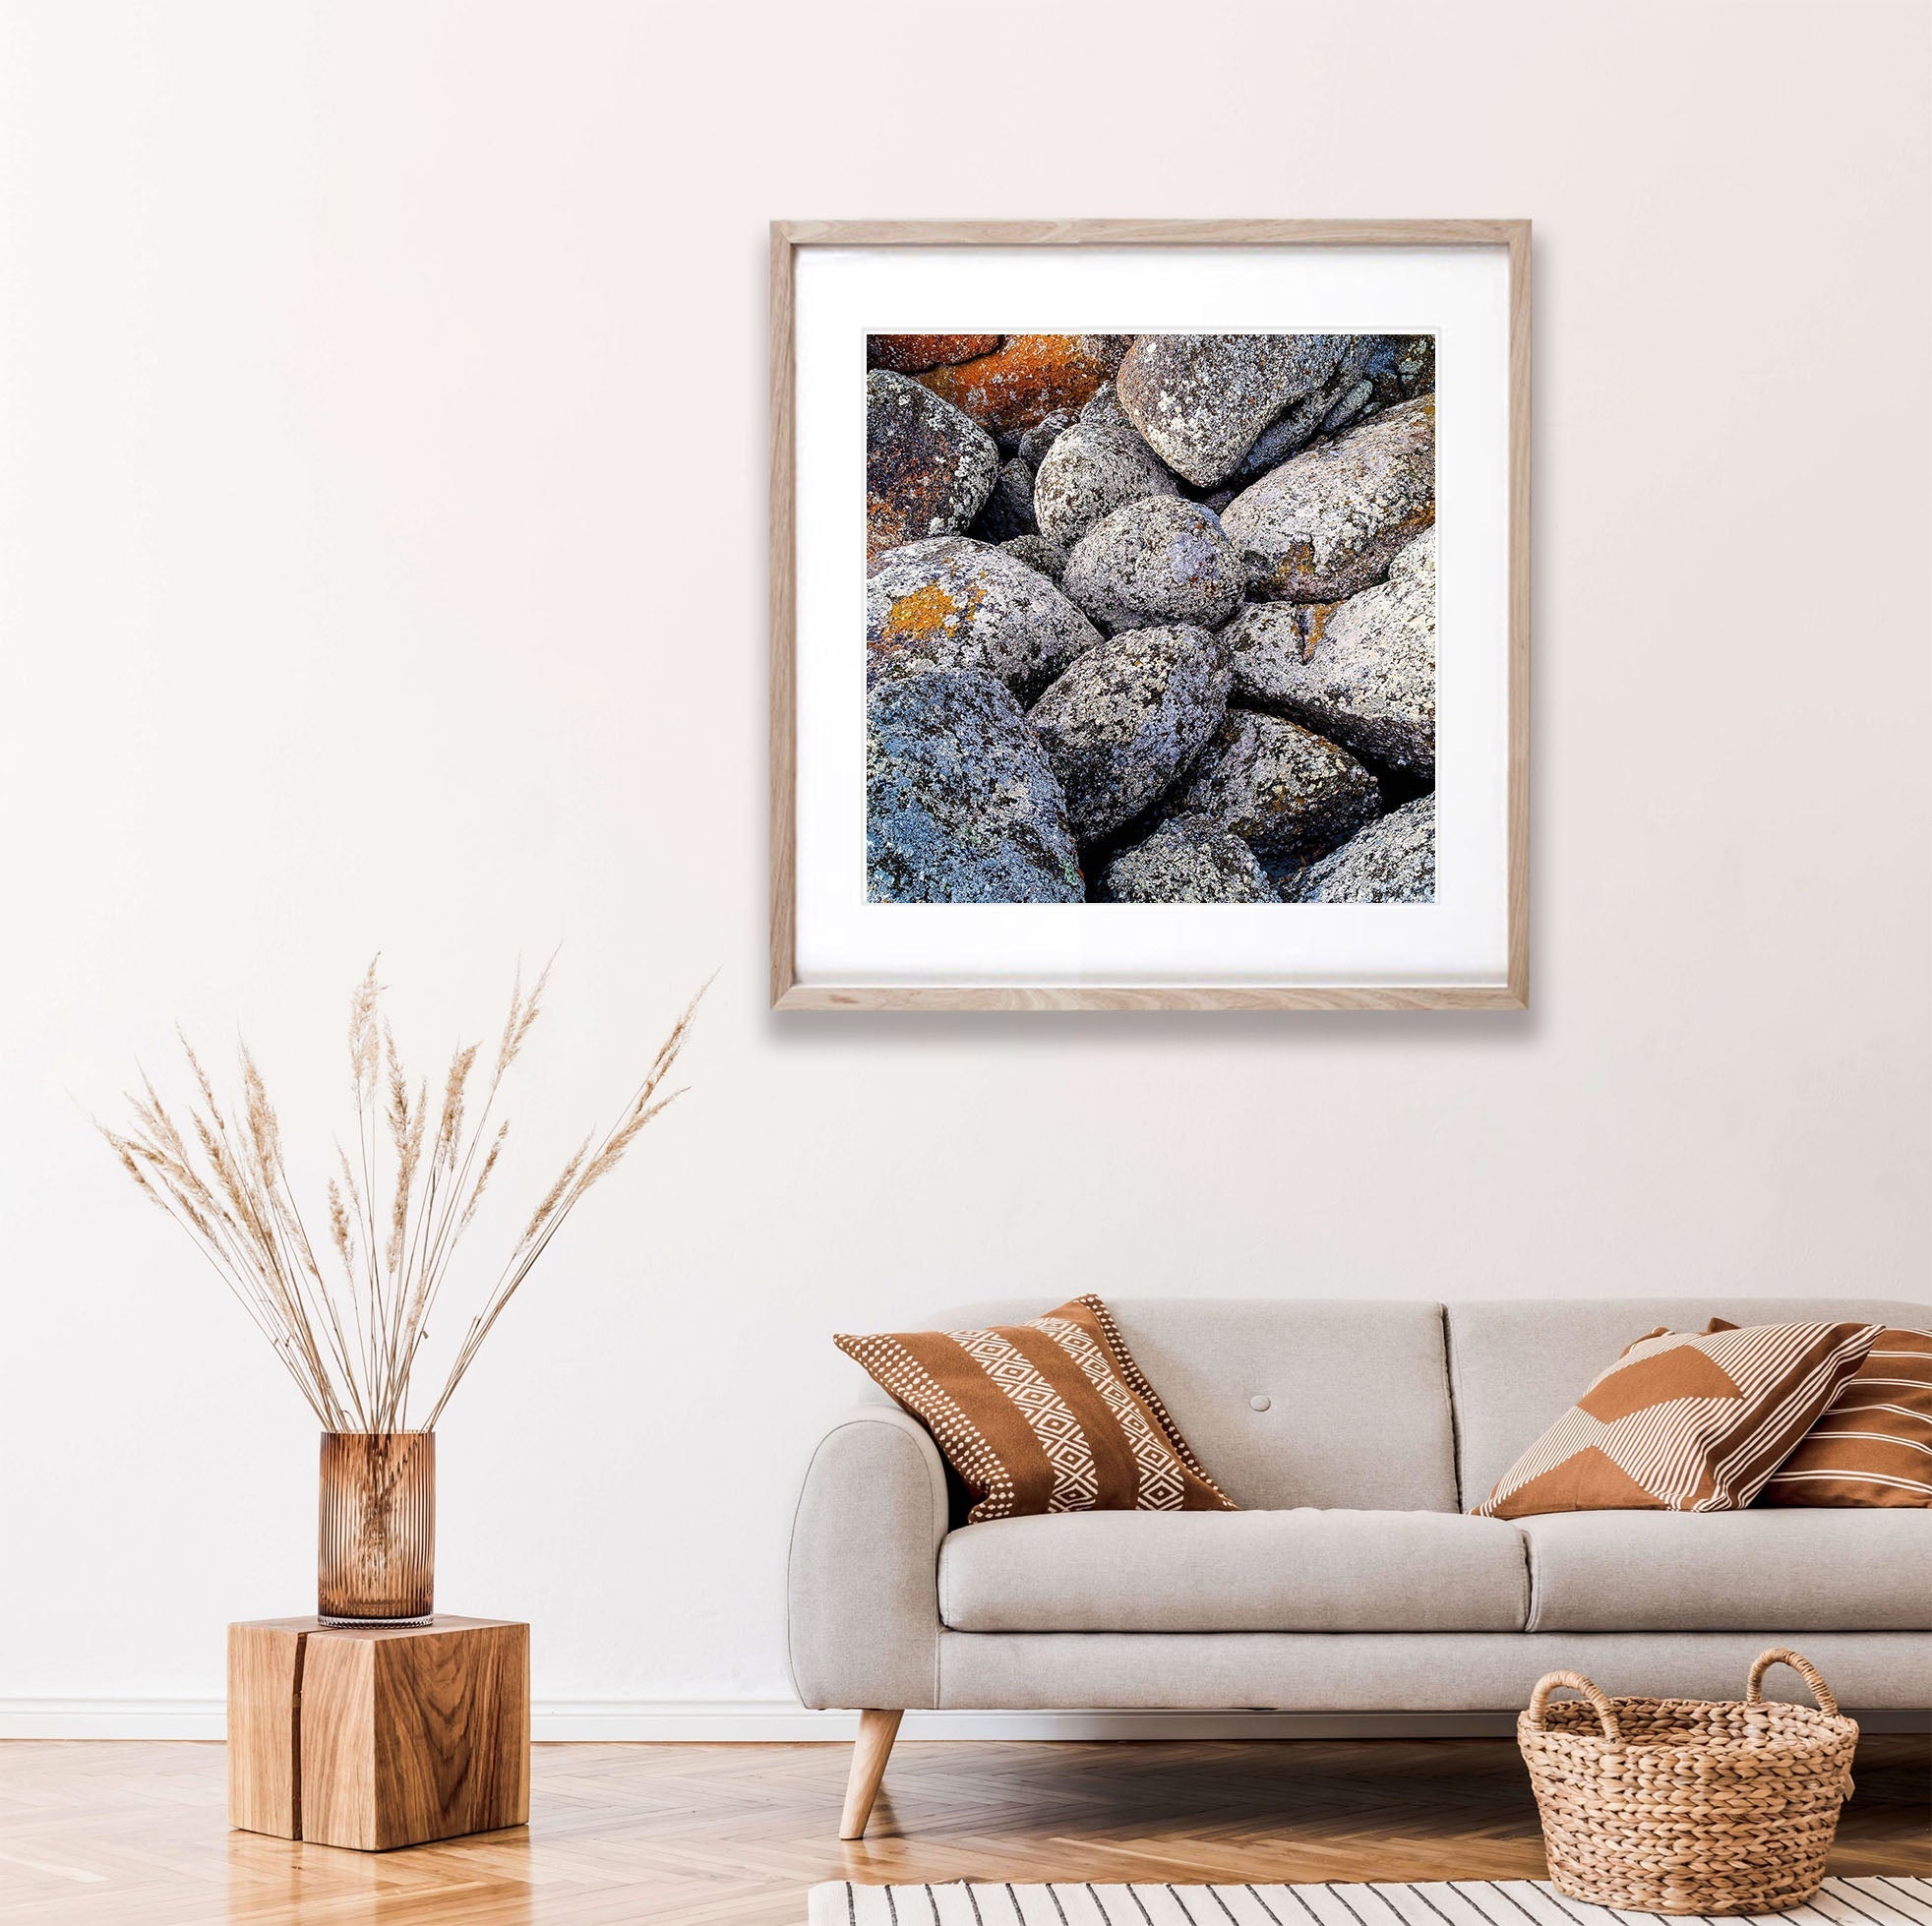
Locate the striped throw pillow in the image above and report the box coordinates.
[1473,1319,1879,1519]
[1759,1326,1932,1507]
[835,1294,1236,1523]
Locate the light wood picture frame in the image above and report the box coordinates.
[771,219,1530,1011]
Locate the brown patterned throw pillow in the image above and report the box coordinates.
[1473,1320,1879,1519]
[835,1294,1236,1523]
[1759,1326,1932,1507]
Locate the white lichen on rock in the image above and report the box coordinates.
[1279,793,1435,904]
[1225,527,1435,779]
[1028,625,1233,845]
[1060,496,1245,637]
[1220,394,1436,603]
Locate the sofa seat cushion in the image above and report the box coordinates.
[938,1509,1530,1633]
[1521,1508,1932,1631]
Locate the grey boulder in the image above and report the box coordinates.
[1032,399,1180,549]
[1000,533,1067,582]
[866,370,999,566]
[1103,813,1277,904]
[1221,393,1436,602]
[866,670,1084,904]
[1017,410,1074,471]
[1280,794,1436,904]
[1116,334,1353,487]
[1226,336,1424,485]
[1225,527,1436,780]
[1028,625,1233,845]
[1175,710,1382,865]
[1060,496,1245,637]
[866,537,1102,703]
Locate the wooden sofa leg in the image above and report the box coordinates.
[839,1709,903,1840]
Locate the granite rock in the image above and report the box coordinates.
[1103,813,1277,904]
[866,371,999,565]
[867,334,1001,375]
[1017,410,1074,471]
[1221,393,1435,602]
[1028,625,1233,844]
[1279,793,1435,904]
[866,670,1084,904]
[1000,533,1067,582]
[1032,407,1181,548]
[1060,496,1245,636]
[1227,337,1386,485]
[867,536,1102,703]
[1175,710,1382,864]
[918,335,1133,436]
[1116,334,1353,487]
[1225,528,1436,780]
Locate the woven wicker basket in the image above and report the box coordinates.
[1519,1648,1858,1915]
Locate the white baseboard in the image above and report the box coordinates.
[2,1699,1926,1742]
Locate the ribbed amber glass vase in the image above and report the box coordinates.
[317,1431,435,1624]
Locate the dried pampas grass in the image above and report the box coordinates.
[99,959,702,1431]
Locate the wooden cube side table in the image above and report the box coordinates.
[228,1615,529,1851]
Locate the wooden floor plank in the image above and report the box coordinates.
[0,1735,1923,1923]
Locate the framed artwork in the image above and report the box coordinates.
[770,220,1529,1011]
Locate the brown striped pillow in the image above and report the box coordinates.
[1759,1326,1932,1507]
[835,1294,1236,1523]
[1473,1319,1879,1519]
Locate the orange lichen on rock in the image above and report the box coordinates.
[880,581,962,645]
[1297,600,1343,663]
[868,334,1002,374]
[919,335,1132,435]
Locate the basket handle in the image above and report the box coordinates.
[1747,1648,1841,1718]
[1526,1670,1622,1744]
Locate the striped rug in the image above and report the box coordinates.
[808,1876,1932,1926]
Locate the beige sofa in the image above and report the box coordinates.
[786,1295,1931,1837]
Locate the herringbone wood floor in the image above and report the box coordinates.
[0,1736,1926,1925]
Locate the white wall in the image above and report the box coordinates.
[2,1,1927,1735]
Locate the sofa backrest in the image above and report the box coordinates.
[920,1296,1460,1512]
[1448,1295,1931,1510]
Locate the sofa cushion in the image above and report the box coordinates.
[1762,1325,1932,1507]
[919,1298,1459,1512]
[937,1509,1530,1633]
[835,1295,1236,1524]
[1520,1508,1932,1631]
[1472,1319,1879,1518]
[1447,1297,1929,1511]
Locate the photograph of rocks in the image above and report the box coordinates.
[865,333,1436,908]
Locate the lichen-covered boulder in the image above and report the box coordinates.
[866,371,999,565]
[1102,813,1277,904]
[1115,333,1353,487]
[866,671,1084,904]
[1226,335,1431,486]
[867,333,1002,375]
[1028,625,1232,845]
[867,537,1102,703]
[1226,528,1436,780]
[1175,710,1382,864]
[1000,533,1067,582]
[1060,496,1245,636]
[918,335,1133,435]
[1279,794,1435,904]
[1221,394,1435,602]
[1017,410,1074,471]
[969,458,1037,543]
[1032,406,1180,549]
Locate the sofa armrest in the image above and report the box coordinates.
[786,1404,947,1711]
